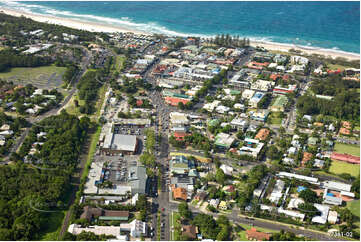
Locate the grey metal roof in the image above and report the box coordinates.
[112,134,137,152]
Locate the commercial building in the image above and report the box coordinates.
[277,172,319,184]
[322,181,352,192]
[250,80,274,92]
[173,187,188,201]
[170,155,195,175]
[323,194,343,206]
[80,206,129,222]
[101,132,138,155]
[113,118,151,127]
[68,224,123,239]
[170,112,189,125]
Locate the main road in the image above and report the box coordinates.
[167,202,347,241]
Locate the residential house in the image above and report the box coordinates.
[255,128,270,141]
[209,198,220,208]
[219,201,229,210]
[246,228,271,241]
[181,225,198,240]
[327,211,338,224]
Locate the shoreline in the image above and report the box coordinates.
[0,7,148,35]
[0,7,359,61]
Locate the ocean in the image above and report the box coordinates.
[1,1,360,53]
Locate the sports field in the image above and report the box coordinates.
[0,65,66,89]
[329,160,360,177]
[334,142,360,156]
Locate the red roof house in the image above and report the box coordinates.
[136,99,143,107]
[246,228,271,241]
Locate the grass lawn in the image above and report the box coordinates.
[65,94,85,117]
[267,112,284,125]
[114,55,125,71]
[0,65,66,88]
[66,83,107,120]
[329,160,360,178]
[334,143,360,156]
[172,212,182,241]
[237,223,277,241]
[39,211,66,240]
[347,200,360,218]
[347,200,360,235]
[191,200,199,206]
[327,63,354,71]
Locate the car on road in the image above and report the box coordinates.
[161,208,165,211]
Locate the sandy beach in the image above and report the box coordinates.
[0,7,148,35]
[0,7,359,61]
[250,40,360,61]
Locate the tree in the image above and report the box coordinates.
[178,101,185,110]
[266,145,282,160]
[178,202,192,219]
[298,203,320,218]
[351,176,360,199]
[299,189,319,203]
[215,168,226,185]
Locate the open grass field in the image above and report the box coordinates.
[334,143,360,156]
[267,112,284,125]
[329,160,360,178]
[347,200,360,218]
[114,55,125,71]
[327,63,354,71]
[237,222,277,241]
[347,200,360,234]
[65,94,85,117]
[0,65,66,89]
